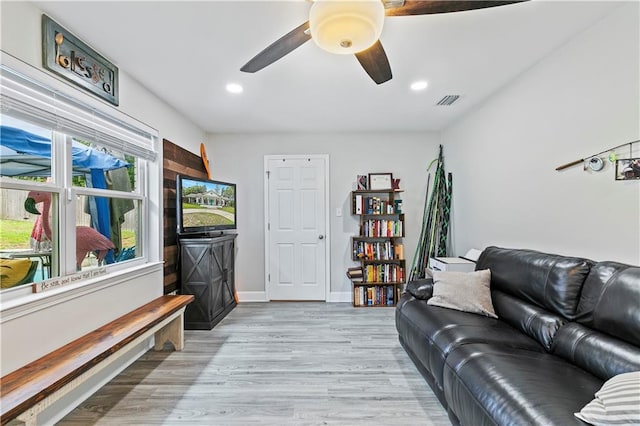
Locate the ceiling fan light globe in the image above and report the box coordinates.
[309,0,385,55]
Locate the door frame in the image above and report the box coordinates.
[263,154,331,301]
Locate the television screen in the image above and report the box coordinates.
[176,175,236,235]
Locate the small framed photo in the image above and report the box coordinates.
[615,158,640,180]
[357,175,368,190]
[368,173,393,190]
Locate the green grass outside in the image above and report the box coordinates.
[0,219,34,249]
[121,230,135,249]
[0,218,137,251]
[183,203,235,214]
[182,202,205,209]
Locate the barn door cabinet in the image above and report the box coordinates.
[179,234,237,329]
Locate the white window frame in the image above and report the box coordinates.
[0,53,160,308]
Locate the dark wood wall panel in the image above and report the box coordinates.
[162,139,207,294]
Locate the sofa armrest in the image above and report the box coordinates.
[405,278,434,300]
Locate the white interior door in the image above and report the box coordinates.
[265,155,328,300]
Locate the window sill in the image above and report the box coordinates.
[0,261,163,323]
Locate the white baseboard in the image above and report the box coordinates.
[236,291,268,302]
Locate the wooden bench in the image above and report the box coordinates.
[0,294,194,425]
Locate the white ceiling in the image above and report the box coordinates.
[32,1,620,134]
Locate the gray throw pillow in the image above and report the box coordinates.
[575,371,640,425]
[427,269,497,318]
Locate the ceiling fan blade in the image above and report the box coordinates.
[241,21,311,73]
[355,40,393,85]
[385,1,527,16]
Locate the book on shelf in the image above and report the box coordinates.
[355,194,363,214]
[387,286,394,305]
[363,196,395,215]
[394,243,404,260]
[363,264,405,283]
[362,219,403,237]
[346,266,363,281]
[352,240,403,261]
[353,284,397,306]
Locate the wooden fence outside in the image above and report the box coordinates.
[0,188,135,230]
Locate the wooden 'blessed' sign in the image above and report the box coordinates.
[42,15,119,106]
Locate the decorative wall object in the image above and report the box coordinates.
[42,15,119,105]
[587,156,604,172]
[555,139,639,173]
[615,158,640,180]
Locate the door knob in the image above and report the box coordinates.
[319,235,324,240]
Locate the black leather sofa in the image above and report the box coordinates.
[396,246,640,425]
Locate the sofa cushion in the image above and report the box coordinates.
[575,261,640,347]
[476,246,592,320]
[575,371,640,425]
[443,343,603,426]
[428,269,497,318]
[552,322,640,381]
[396,297,543,394]
[492,290,566,351]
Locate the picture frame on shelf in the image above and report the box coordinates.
[368,173,393,190]
[357,175,368,190]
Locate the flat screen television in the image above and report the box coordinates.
[176,174,236,235]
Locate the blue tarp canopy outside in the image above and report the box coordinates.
[0,126,129,176]
[0,125,130,264]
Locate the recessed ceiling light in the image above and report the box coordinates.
[410,80,428,91]
[226,83,243,94]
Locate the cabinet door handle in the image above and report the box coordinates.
[319,235,324,240]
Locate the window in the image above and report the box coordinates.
[0,65,157,295]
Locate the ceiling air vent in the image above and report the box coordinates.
[436,95,460,106]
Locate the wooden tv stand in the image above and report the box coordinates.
[178,233,237,330]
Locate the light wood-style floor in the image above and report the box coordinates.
[59,302,449,425]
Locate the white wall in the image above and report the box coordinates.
[206,132,440,299]
[1,2,206,422]
[443,3,640,265]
